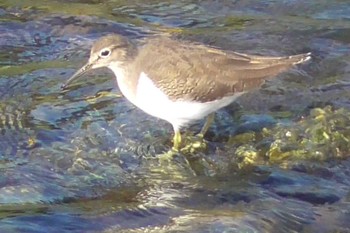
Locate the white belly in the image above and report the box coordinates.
[134,72,241,131]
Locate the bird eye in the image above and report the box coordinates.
[100,48,111,58]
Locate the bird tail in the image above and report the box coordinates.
[241,51,312,65]
[286,52,312,65]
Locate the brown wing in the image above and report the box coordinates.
[133,37,310,102]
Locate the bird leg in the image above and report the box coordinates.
[198,113,215,138]
[172,129,182,151]
[172,113,214,151]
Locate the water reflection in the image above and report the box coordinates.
[0,0,350,232]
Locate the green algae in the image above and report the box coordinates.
[229,106,350,168]
[221,16,252,29]
[0,60,73,77]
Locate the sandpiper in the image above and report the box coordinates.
[62,34,311,150]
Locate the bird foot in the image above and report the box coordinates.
[179,133,207,153]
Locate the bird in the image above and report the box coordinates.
[61,34,311,150]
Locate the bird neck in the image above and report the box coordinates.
[108,62,139,103]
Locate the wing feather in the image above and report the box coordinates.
[131,37,310,102]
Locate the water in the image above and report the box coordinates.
[0,0,350,232]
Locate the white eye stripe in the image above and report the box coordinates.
[99,48,111,58]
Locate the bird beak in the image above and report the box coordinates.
[61,62,93,89]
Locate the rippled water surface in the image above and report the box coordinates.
[1,0,350,232]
